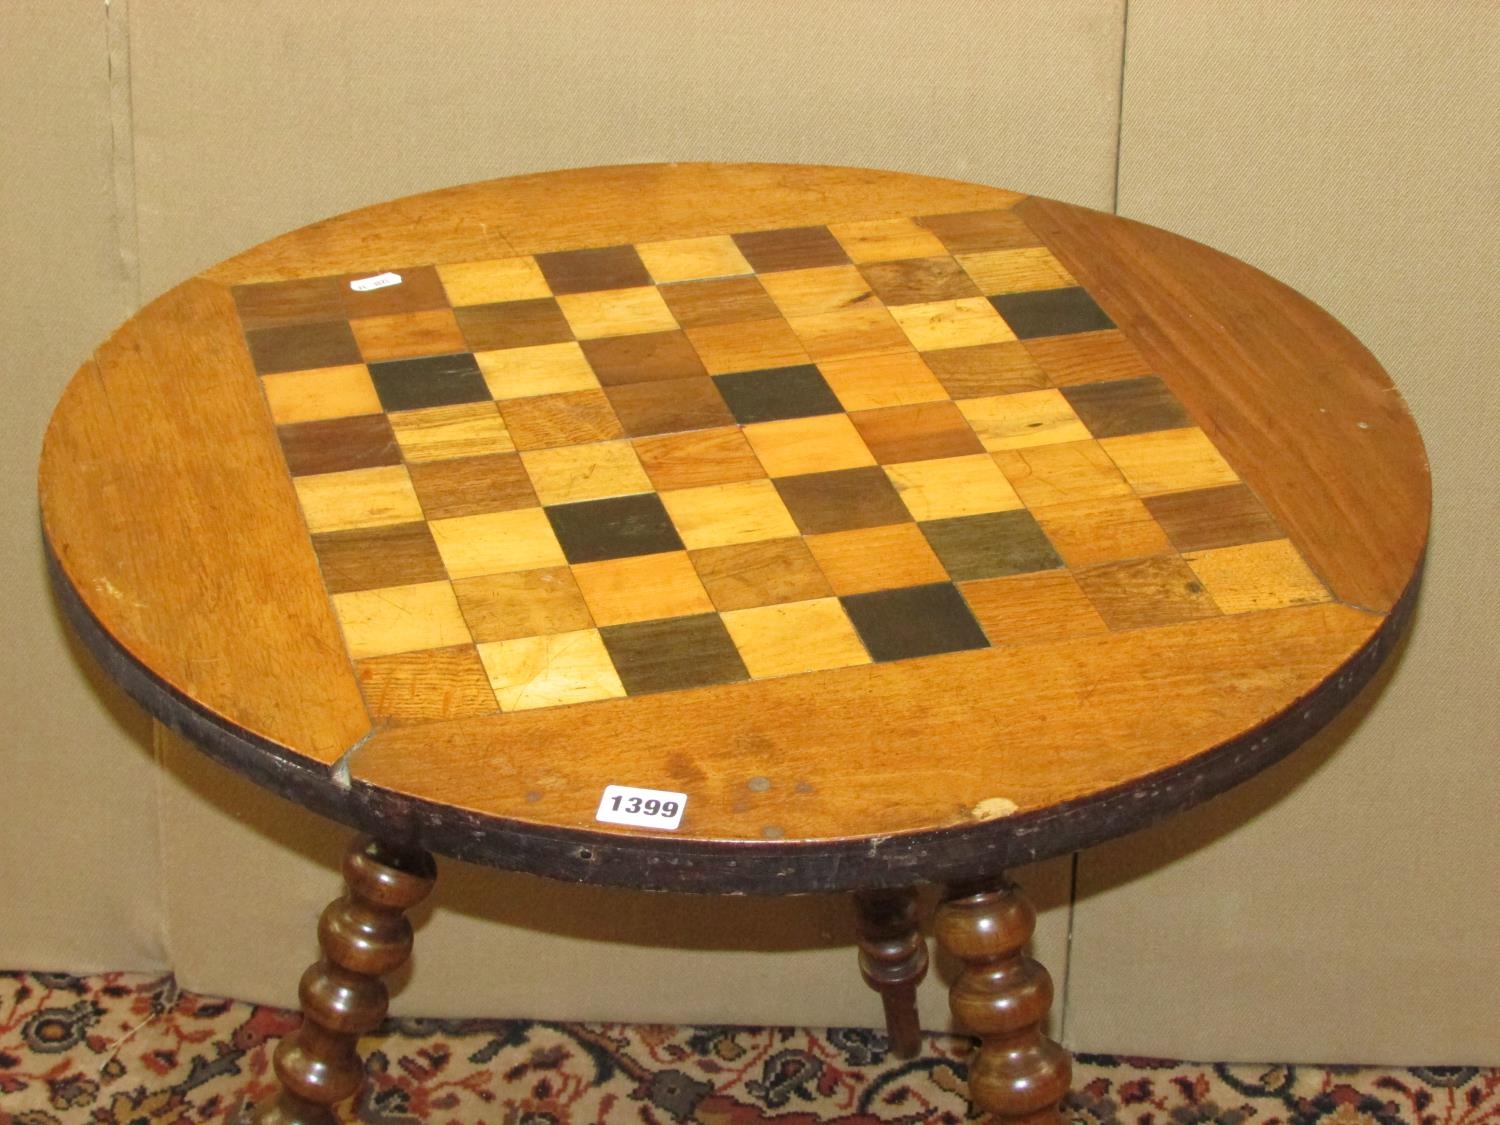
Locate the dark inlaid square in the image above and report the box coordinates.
[277,414,400,477]
[918,209,1044,254]
[233,277,345,330]
[455,298,574,351]
[535,245,651,295]
[312,522,447,594]
[991,287,1116,340]
[605,378,735,438]
[859,257,981,306]
[1144,484,1283,553]
[546,493,684,564]
[244,320,361,375]
[581,331,706,386]
[600,613,749,695]
[1060,375,1191,438]
[712,365,842,425]
[848,401,984,464]
[368,352,491,412]
[732,226,850,273]
[774,467,910,535]
[841,582,989,663]
[920,511,1063,582]
[660,276,780,328]
[407,452,538,519]
[340,265,450,319]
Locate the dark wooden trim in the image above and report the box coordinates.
[48,530,1422,896]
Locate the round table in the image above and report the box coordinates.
[39,163,1429,1124]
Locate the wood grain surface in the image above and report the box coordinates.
[40,280,369,764]
[1017,197,1430,612]
[39,164,1429,892]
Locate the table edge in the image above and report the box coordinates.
[48,525,1423,894]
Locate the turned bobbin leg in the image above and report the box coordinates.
[252,836,436,1125]
[934,878,1070,1125]
[852,887,929,1057]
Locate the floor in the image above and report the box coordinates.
[1,971,1494,1124]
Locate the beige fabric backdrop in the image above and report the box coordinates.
[4,0,1495,1060]
[0,0,163,973]
[1066,0,1500,1063]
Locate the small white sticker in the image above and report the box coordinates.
[349,271,403,292]
[595,785,687,831]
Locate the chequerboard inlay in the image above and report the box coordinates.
[233,209,1332,722]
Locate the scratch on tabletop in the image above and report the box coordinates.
[969,796,1019,821]
[95,576,146,609]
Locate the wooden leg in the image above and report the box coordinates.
[934,878,1070,1125]
[252,836,436,1125]
[852,887,928,1057]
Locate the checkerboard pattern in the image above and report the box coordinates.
[233,208,1332,722]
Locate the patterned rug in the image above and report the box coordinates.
[1,972,1494,1124]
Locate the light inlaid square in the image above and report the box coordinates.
[1031,496,1174,569]
[429,507,566,579]
[722,598,870,678]
[691,538,832,611]
[960,571,1109,646]
[992,440,1134,509]
[499,388,624,450]
[634,426,767,491]
[453,567,593,643]
[478,629,626,711]
[477,342,600,400]
[1184,539,1330,614]
[804,524,947,596]
[350,308,467,362]
[958,390,1092,451]
[818,351,949,411]
[1024,330,1152,387]
[636,236,753,283]
[884,454,1023,522]
[572,551,714,626]
[294,464,423,533]
[333,580,471,659]
[438,256,550,306]
[262,365,381,424]
[1076,555,1222,631]
[557,286,678,339]
[827,217,949,263]
[956,248,1076,295]
[889,298,1018,351]
[759,266,878,319]
[389,402,514,462]
[685,318,809,374]
[659,479,799,550]
[788,306,909,362]
[1100,427,1241,496]
[356,646,499,722]
[519,440,652,505]
[742,414,876,478]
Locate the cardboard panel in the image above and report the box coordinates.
[126,0,1126,295]
[157,727,1072,1029]
[1068,0,1499,1063]
[0,2,165,970]
[129,0,1122,1022]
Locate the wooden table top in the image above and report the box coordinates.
[40,164,1429,893]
